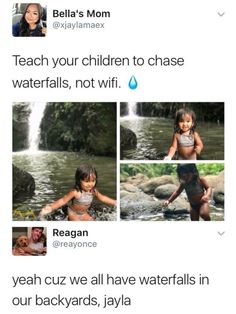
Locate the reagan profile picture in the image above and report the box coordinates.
[12,227,47,256]
[12,3,47,37]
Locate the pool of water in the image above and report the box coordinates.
[13,151,116,219]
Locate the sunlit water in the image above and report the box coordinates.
[121,117,224,160]
[13,151,116,218]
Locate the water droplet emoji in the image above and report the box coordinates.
[128,76,138,90]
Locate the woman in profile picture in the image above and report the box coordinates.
[12,3,46,37]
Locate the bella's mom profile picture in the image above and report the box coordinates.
[12,3,47,37]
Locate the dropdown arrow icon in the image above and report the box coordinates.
[218,12,225,17]
[218,231,225,236]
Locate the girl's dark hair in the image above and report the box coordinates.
[19,3,43,36]
[176,164,199,181]
[174,108,197,133]
[74,164,97,191]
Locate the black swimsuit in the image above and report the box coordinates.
[184,180,205,210]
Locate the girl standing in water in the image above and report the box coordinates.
[164,108,203,160]
[164,164,211,221]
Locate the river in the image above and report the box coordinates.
[13,151,116,220]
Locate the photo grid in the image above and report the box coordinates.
[120,102,224,222]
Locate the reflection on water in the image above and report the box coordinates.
[13,151,116,216]
[121,117,224,160]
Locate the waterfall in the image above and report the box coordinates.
[127,102,137,118]
[28,102,47,152]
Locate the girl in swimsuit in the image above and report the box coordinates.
[163,164,212,221]
[40,164,116,221]
[164,108,203,160]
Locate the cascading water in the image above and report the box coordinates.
[28,102,47,152]
[127,102,137,118]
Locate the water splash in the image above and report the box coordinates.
[28,102,47,152]
[128,76,138,90]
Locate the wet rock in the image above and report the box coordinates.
[120,190,131,198]
[139,175,177,194]
[120,125,137,149]
[213,180,224,204]
[164,197,190,211]
[126,173,149,186]
[120,192,160,219]
[120,183,140,193]
[13,164,35,199]
[154,184,178,198]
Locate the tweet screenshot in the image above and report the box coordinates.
[1,0,235,313]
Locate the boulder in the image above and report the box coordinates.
[154,184,178,198]
[120,192,158,219]
[13,164,35,199]
[120,125,137,149]
[126,173,149,186]
[120,183,140,193]
[139,175,177,194]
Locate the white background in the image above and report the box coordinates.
[0,0,235,313]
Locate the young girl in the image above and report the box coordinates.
[40,164,116,221]
[164,108,203,160]
[13,3,46,37]
[164,164,211,221]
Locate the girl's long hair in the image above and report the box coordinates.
[174,108,197,134]
[176,164,199,182]
[19,3,42,36]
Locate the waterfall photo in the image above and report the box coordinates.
[120,102,224,160]
[12,102,117,221]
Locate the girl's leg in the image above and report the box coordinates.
[199,202,211,221]
[190,206,199,221]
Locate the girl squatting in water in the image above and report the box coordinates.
[40,164,116,221]
[164,108,203,160]
[164,164,212,221]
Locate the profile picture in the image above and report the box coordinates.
[12,3,47,37]
[120,163,224,221]
[12,227,47,256]
[120,102,224,161]
[12,102,117,221]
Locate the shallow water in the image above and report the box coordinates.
[121,117,224,160]
[13,151,116,219]
[122,205,224,221]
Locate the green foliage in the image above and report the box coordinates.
[40,102,116,156]
[120,164,177,178]
[120,163,224,179]
[197,163,224,175]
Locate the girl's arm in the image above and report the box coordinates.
[164,134,178,160]
[200,177,212,202]
[194,132,204,155]
[163,184,184,206]
[95,190,117,206]
[40,190,77,215]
